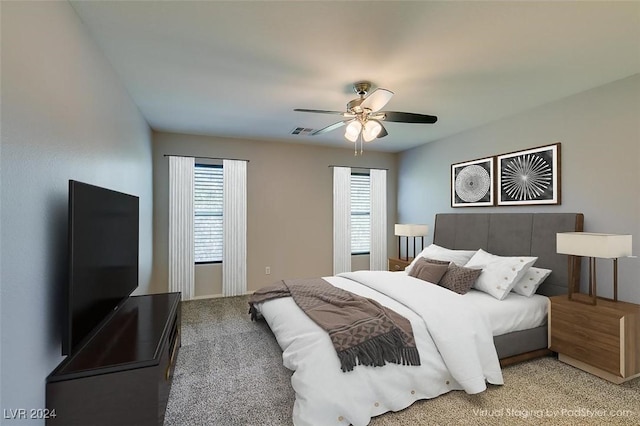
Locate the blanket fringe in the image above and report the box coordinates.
[337,329,421,372]
[248,303,259,321]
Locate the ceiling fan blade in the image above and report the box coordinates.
[380,111,438,124]
[312,119,353,136]
[376,122,388,139]
[294,108,345,115]
[360,88,394,112]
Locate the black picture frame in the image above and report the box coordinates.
[497,143,561,206]
[451,156,495,207]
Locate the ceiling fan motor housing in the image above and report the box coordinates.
[348,82,372,113]
[353,81,371,96]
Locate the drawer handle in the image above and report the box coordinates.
[394,264,401,270]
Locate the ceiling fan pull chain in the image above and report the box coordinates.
[354,138,357,156]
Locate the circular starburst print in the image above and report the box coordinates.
[501,153,552,201]
[455,164,491,203]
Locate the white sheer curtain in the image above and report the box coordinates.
[168,156,195,301]
[369,169,387,271]
[333,166,351,274]
[222,159,247,296]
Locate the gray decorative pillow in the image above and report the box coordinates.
[408,257,428,277]
[439,263,482,295]
[423,258,450,266]
[408,258,450,284]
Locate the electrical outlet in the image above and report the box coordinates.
[265,266,271,275]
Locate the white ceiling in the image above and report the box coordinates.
[70,1,640,153]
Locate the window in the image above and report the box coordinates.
[351,173,370,254]
[194,164,223,263]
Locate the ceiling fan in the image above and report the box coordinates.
[294,81,437,154]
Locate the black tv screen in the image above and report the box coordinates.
[64,180,139,355]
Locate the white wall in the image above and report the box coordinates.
[1,2,152,421]
[398,74,640,303]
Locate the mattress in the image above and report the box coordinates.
[462,289,548,337]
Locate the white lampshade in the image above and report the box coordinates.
[362,121,382,142]
[557,232,632,258]
[344,121,362,142]
[394,224,429,237]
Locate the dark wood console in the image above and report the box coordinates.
[46,292,181,426]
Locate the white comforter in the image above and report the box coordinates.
[255,270,503,426]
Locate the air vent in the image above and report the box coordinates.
[291,127,316,136]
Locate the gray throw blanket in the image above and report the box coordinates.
[248,278,420,372]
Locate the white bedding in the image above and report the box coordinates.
[462,289,548,336]
[255,270,503,426]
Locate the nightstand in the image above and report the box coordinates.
[548,295,640,384]
[388,257,412,272]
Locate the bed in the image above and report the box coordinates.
[432,213,583,364]
[253,212,583,426]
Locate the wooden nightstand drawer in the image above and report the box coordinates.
[388,258,411,272]
[550,317,619,352]
[551,302,620,337]
[550,327,620,375]
[548,295,640,383]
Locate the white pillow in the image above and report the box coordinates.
[511,267,552,297]
[464,249,537,300]
[405,244,477,274]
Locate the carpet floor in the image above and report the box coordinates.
[164,296,640,426]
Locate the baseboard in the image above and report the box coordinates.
[190,291,253,301]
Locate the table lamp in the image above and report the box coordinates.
[557,232,632,305]
[394,224,428,261]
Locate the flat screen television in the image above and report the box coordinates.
[63,180,139,355]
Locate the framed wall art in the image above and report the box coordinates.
[451,157,495,207]
[497,143,561,206]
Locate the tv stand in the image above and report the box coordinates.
[46,293,181,426]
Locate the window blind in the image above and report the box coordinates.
[194,164,223,263]
[351,173,370,254]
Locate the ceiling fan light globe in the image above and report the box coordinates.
[344,121,362,142]
[345,132,359,143]
[363,121,382,142]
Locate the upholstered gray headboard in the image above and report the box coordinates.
[433,213,584,296]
